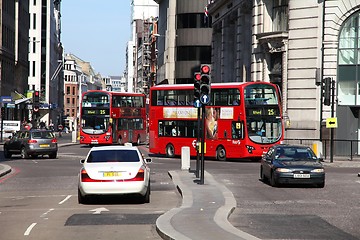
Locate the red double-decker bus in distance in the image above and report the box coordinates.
[149,82,284,160]
[80,90,147,146]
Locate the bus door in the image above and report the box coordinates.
[112,118,118,144]
[128,120,134,143]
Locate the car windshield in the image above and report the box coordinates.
[31,131,54,139]
[87,150,140,163]
[275,147,317,160]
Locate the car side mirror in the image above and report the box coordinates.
[80,159,85,164]
[145,158,152,163]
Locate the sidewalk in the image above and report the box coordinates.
[156,170,261,240]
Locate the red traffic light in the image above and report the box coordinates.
[35,91,39,96]
[201,65,210,74]
[194,73,201,81]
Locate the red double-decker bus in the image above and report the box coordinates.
[149,82,284,160]
[80,90,147,146]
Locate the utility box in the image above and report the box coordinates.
[312,141,323,158]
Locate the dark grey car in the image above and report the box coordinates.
[4,129,58,159]
[260,144,325,188]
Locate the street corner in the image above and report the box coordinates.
[0,164,12,178]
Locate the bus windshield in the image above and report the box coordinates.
[247,117,282,144]
[245,84,282,144]
[81,92,110,134]
[81,115,110,134]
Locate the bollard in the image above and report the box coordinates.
[181,146,190,170]
[312,141,323,158]
[72,129,77,143]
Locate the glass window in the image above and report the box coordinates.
[338,12,360,105]
[272,0,288,31]
[87,150,140,163]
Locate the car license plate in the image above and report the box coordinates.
[294,174,310,178]
[103,172,122,177]
[39,144,50,148]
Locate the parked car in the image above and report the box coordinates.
[260,144,325,188]
[3,129,58,159]
[78,145,152,204]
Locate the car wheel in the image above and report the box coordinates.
[166,144,175,158]
[21,147,29,159]
[260,166,266,182]
[270,172,278,187]
[316,182,325,188]
[216,146,226,161]
[49,152,57,159]
[3,147,11,158]
[78,188,87,204]
[142,183,150,203]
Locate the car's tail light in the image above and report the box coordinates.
[129,168,145,181]
[28,139,37,144]
[51,138,57,143]
[80,169,93,182]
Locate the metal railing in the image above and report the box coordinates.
[284,138,360,161]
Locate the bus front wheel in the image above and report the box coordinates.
[216,146,226,161]
[166,144,175,158]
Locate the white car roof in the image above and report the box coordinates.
[89,145,139,152]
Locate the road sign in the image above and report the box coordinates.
[194,99,202,108]
[0,96,12,103]
[326,117,337,128]
[200,95,210,105]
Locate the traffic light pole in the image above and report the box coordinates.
[330,79,335,163]
[200,104,206,185]
[195,107,201,178]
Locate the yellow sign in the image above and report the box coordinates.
[197,142,206,154]
[326,117,338,128]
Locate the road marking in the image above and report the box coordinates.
[40,208,54,218]
[59,195,72,204]
[90,207,109,214]
[24,223,37,236]
[356,180,360,184]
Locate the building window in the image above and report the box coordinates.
[33,13,36,29]
[177,13,212,28]
[72,86,76,95]
[66,86,70,95]
[272,0,288,32]
[338,12,360,105]
[66,98,70,104]
[177,46,211,62]
[32,61,35,77]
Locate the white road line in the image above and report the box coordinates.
[356,180,360,184]
[24,223,37,236]
[40,208,54,218]
[59,195,71,204]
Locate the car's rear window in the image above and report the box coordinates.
[87,150,140,163]
[32,131,54,139]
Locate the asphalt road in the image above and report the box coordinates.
[0,144,179,240]
[0,142,359,239]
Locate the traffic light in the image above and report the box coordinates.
[323,77,331,106]
[200,64,211,104]
[34,91,40,104]
[33,91,40,113]
[194,72,201,102]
